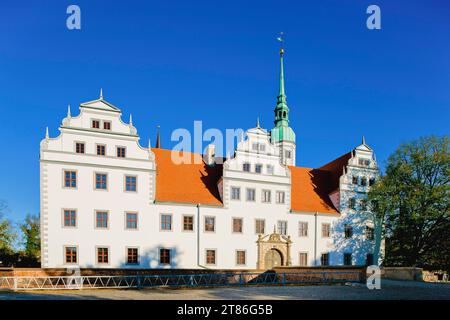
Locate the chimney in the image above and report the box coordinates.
[203,144,215,166]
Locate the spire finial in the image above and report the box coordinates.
[277,32,285,97]
[100,88,103,100]
[362,135,366,145]
[67,104,71,118]
[148,138,151,149]
[277,32,284,56]
[45,127,49,140]
[155,125,161,148]
[256,117,260,128]
[274,32,289,128]
[129,114,133,126]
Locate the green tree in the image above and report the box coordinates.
[369,135,449,269]
[20,214,40,261]
[0,201,16,264]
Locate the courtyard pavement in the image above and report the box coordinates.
[0,280,449,300]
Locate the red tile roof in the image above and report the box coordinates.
[319,152,352,192]
[152,148,223,206]
[289,167,339,214]
[152,148,347,214]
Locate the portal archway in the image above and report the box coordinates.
[256,229,292,270]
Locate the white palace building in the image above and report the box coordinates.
[40,48,380,269]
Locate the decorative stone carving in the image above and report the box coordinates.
[256,229,292,270]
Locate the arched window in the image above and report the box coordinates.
[283,111,286,118]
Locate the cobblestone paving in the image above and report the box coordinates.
[0,280,449,300]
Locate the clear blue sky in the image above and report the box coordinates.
[0,0,449,224]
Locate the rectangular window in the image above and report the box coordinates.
[358,158,371,166]
[349,198,356,210]
[127,248,139,265]
[204,216,215,232]
[255,164,262,174]
[160,214,172,231]
[231,187,240,200]
[65,246,77,264]
[366,253,374,266]
[344,225,353,238]
[63,210,76,227]
[64,170,77,188]
[277,220,288,236]
[159,248,171,264]
[91,120,100,129]
[299,252,308,266]
[262,190,271,203]
[206,249,216,265]
[298,222,308,237]
[365,226,375,240]
[75,142,85,154]
[96,144,106,156]
[360,199,368,211]
[361,177,367,186]
[276,191,285,204]
[246,188,255,201]
[352,176,358,185]
[126,212,138,229]
[97,144,106,156]
[255,219,265,234]
[243,163,250,172]
[95,173,107,190]
[117,147,126,158]
[259,144,266,152]
[183,215,194,231]
[97,247,109,264]
[321,253,329,266]
[344,253,352,266]
[266,165,274,175]
[236,250,246,265]
[96,211,108,229]
[285,150,292,159]
[252,143,259,151]
[125,175,137,192]
[322,223,331,238]
[103,121,111,130]
[232,218,243,233]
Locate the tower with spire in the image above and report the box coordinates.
[270,34,296,166]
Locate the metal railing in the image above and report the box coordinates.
[0,271,363,291]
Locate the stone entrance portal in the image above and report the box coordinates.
[256,229,292,270]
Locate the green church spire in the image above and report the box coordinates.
[274,46,289,127]
[271,34,296,144]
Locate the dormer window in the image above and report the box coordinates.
[243,163,250,172]
[252,143,266,153]
[103,121,111,130]
[92,120,100,129]
[255,164,262,174]
[358,158,371,166]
